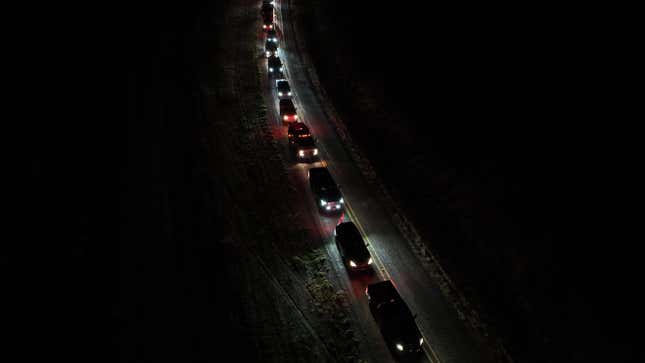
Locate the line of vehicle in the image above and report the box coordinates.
[263,1,442,362]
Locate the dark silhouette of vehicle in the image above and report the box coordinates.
[267,29,278,43]
[279,99,298,123]
[290,135,318,162]
[308,167,344,213]
[275,79,292,98]
[265,40,278,58]
[335,222,373,273]
[262,13,274,31]
[267,56,283,77]
[261,3,273,20]
[366,280,424,358]
[287,122,310,145]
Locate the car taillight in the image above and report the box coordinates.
[263,25,267,29]
[283,116,288,121]
[294,115,298,120]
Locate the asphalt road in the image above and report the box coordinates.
[257,1,493,362]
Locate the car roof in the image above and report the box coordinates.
[288,122,308,132]
[277,79,290,87]
[367,280,400,306]
[309,167,330,177]
[309,167,335,185]
[336,222,370,260]
[295,136,315,147]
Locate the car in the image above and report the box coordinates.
[267,56,283,76]
[265,40,278,58]
[261,3,273,18]
[279,99,298,122]
[262,14,274,31]
[266,29,278,43]
[308,167,344,213]
[335,222,373,272]
[287,122,310,145]
[366,280,424,358]
[275,79,292,98]
[291,135,318,162]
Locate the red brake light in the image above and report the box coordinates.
[283,116,288,121]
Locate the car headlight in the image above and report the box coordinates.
[278,92,282,96]
[313,148,318,155]
[265,51,270,57]
[368,258,373,265]
[339,197,344,204]
[298,150,304,157]
[396,344,404,351]
[288,91,292,96]
[320,199,327,206]
[419,338,423,346]
[349,260,357,267]
[279,67,283,71]
[269,67,273,72]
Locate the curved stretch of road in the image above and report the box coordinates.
[257,1,492,362]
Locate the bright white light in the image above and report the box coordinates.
[326,205,331,210]
[265,51,270,57]
[396,344,404,351]
[349,260,357,267]
[269,67,273,72]
[313,149,318,155]
[368,258,373,265]
[299,150,304,157]
[419,338,423,346]
[279,67,283,71]
[287,91,292,96]
[336,205,341,209]
[278,92,282,96]
[283,115,288,121]
[339,198,344,204]
[320,199,327,206]
[294,115,298,120]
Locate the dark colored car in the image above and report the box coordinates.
[267,29,278,43]
[291,135,318,162]
[287,122,310,145]
[262,14,274,31]
[275,79,292,98]
[308,167,344,213]
[366,280,424,358]
[267,56,283,76]
[335,222,373,272]
[279,99,297,123]
[265,40,278,58]
[261,3,273,19]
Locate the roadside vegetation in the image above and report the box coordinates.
[196,0,362,361]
